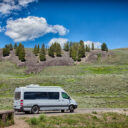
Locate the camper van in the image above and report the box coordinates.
[14,84,77,114]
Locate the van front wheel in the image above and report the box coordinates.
[69,105,74,113]
[31,105,39,114]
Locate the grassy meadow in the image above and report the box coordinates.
[0,49,128,110]
[28,113,128,128]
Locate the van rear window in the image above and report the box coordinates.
[24,92,59,100]
[15,92,21,100]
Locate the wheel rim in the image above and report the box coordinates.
[33,106,38,113]
[70,106,73,111]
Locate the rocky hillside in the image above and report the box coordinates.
[0,48,112,73]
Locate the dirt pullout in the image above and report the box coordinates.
[15,108,128,118]
[6,108,128,128]
[7,117,30,128]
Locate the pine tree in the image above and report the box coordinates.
[69,42,72,57]
[40,44,46,61]
[37,44,40,53]
[3,47,10,57]
[14,43,17,49]
[79,40,85,58]
[64,42,69,51]
[85,45,90,52]
[9,43,13,50]
[48,45,54,57]
[18,43,25,62]
[92,43,94,50]
[33,45,38,56]
[56,43,61,57]
[70,43,79,61]
[101,43,108,51]
[16,45,19,56]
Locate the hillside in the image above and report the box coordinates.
[0,48,112,73]
[0,48,128,110]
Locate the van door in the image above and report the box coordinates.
[61,92,70,109]
[40,92,62,110]
[14,92,21,110]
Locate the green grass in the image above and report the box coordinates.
[0,49,128,109]
[28,113,128,128]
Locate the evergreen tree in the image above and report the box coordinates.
[85,45,90,52]
[48,45,54,57]
[79,40,85,57]
[101,42,108,51]
[92,43,95,50]
[16,45,19,56]
[9,43,13,50]
[37,44,40,53]
[48,42,62,57]
[3,47,10,57]
[33,45,38,56]
[64,42,69,51]
[70,43,79,61]
[56,43,61,57]
[40,44,46,61]
[18,43,25,62]
[69,42,72,57]
[14,43,17,49]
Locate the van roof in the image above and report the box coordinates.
[15,84,64,92]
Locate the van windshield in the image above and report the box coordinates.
[15,92,21,100]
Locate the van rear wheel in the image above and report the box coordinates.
[31,105,39,114]
[69,105,74,113]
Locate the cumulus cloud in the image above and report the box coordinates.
[84,40,101,49]
[5,16,68,42]
[49,38,68,48]
[0,0,37,15]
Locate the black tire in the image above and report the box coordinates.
[31,105,39,114]
[61,110,65,113]
[69,105,74,113]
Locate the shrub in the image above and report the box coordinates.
[30,117,39,125]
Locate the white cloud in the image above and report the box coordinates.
[5,16,68,42]
[0,0,37,15]
[49,38,68,48]
[84,40,101,49]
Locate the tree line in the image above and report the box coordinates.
[63,41,108,61]
[2,41,108,62]
[3,43,25,62]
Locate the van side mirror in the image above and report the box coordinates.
[69,96,71,100]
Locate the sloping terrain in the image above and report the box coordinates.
[1,49,74,74]
[0,48,112,73]
[0,48,128,110]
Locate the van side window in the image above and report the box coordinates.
[24,92,59,100]
[48,92,59,99]
[62,92,69,99]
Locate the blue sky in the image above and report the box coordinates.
[0,0,128,49]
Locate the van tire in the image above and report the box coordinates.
[69,105,74,113]
[61,110,64,113]
[31,105,39,114]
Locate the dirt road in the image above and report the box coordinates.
[7,108,128,128]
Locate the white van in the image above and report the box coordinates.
[14,84,77,114]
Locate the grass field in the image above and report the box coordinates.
[28,113,128,128]
[0,49,128,110]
